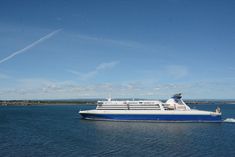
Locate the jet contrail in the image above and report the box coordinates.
[0,29,62,64]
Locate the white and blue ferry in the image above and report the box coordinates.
[79,94,222,122]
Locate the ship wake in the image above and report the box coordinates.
[223,118,235,123]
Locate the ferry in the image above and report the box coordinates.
[79,94,222,122]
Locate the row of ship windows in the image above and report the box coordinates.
[99,102,160,105]
[97,107,162,110]
[97,108,162,110]
[98,104,161,107]
[97,104,161,107]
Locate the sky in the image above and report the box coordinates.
[0,0,235,100]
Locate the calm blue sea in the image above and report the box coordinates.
[0,104,235,157]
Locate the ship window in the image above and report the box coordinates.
[97,102,103,106]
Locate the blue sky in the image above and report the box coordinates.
[0,0,235,99]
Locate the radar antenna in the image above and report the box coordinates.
[172,93,182,99]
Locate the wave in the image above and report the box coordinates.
[223,118,235,123]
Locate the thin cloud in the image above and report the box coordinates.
[1,77,235,99]
[76,34,141,48]
[165,65,188,79]
[68,61,119,80]
[0,29,62,64]
[0,72,9,79]
[96,61,119,70]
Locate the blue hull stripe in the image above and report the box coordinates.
[80,113,222,122]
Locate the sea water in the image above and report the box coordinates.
[0,104,235,157]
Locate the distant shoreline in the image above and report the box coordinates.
[0,100,97,106]
[1,99,235,106]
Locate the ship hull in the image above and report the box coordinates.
[80,112,222,122]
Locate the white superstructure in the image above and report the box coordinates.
[96,93,190,111]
